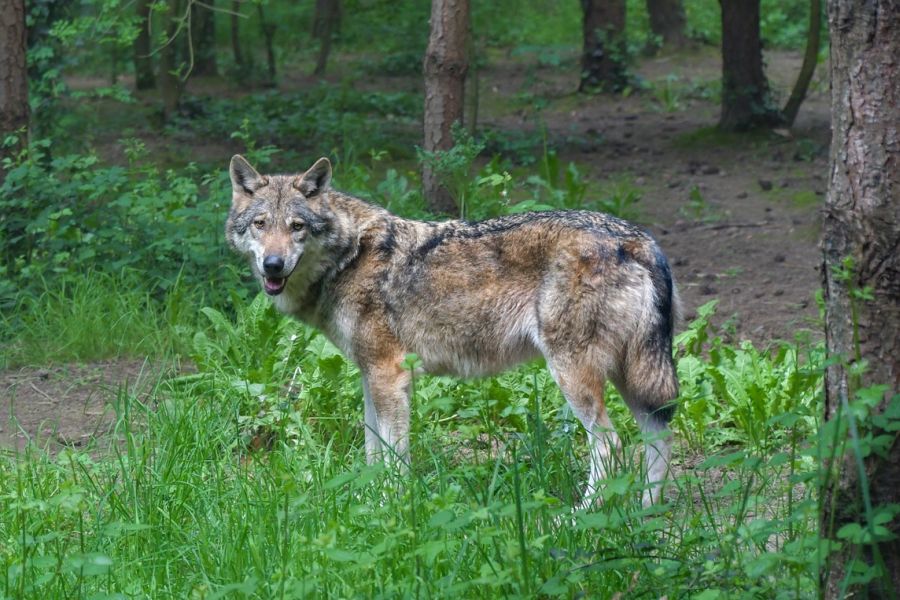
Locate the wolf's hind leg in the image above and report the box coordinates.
[547,357,620,509]
[619,389,675,508]
[361,361,411,470]
[618,355,678,507]
[634,410,672,507]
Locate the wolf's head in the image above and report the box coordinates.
[226,155,333,296]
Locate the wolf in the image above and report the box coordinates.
[226,155,680,507]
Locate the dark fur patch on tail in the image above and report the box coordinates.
[648,245,675,354]
[626,241,679,425]
[650,402,676,425]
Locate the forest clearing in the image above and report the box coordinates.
[0,0,897,597]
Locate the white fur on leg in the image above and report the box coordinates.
[635,413,672,507]
[580,427,621,510]
[362,380,383,463]
[362,377,411,472]
[377,417,409,472]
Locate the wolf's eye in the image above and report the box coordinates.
[253,218,266,230]
[291,221,305,232]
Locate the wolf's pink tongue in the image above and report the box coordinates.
[264,277,285,294]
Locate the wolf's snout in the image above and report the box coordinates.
[262,255,288,295]
[263,255,285,275]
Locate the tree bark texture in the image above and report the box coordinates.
[646,0,687,49]
[579,0,627,92]
[718,0,783,130]
[0,0,28,179]
[134,0,156,89]
[191,0,218,77]
[821,0,900,596]
[422,0,469,215]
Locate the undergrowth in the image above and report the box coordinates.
[1,295,829,597]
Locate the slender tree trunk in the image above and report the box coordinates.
[133,0,156,89]
[231,0,244,69]
[422,0,469,215]
[718,0,783,131]
[312,0,341,76]
[257,4,276,84]
[646,0,687,49]
[781,0,821,127]
[821,0,900,596]
[191,0,218,77]
[0,0,28,180]
[579,0,628,92]
[158,0,184,119]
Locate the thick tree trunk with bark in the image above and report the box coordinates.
[0,0,28,179]
[133,0,156,89]
[579,0,627,92]
[646,0,687,49]
[422,0,469,215]
[718,0,782,130]
[821,0,900,596]
[191,0,218,77]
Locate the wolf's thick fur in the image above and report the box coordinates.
[227,156,680,506]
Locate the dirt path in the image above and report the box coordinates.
[0,360,168,452]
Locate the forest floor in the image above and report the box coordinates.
[1,45,829,451]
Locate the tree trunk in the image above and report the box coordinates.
[579,0,628,92]
[191,0,218,77]
[646,0,687,50]
[257,4,276,84]
[718,0,783,131]
[312,0,341,76]
[0,0,28,180]
[422,0,469,215]
[134,0,156,89]
[781,0,821,128]
[158,0,184,119]
[231,0,244,69]
[821,0,900,596]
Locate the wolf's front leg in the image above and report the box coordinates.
[361,361,411,470]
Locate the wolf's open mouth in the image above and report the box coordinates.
[264,277,287,295]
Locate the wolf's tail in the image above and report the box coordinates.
[623,243,680,426]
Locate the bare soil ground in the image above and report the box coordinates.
[0,360,172,452]
[2,46,828,451]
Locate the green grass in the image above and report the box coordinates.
[0,381,820,598]
[789,190,821,208]
[1,298,824,598]
[0,271,198,368]
[674,126,779,150]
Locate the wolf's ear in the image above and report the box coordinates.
[293,157,332,197]
[230,155,267,198]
